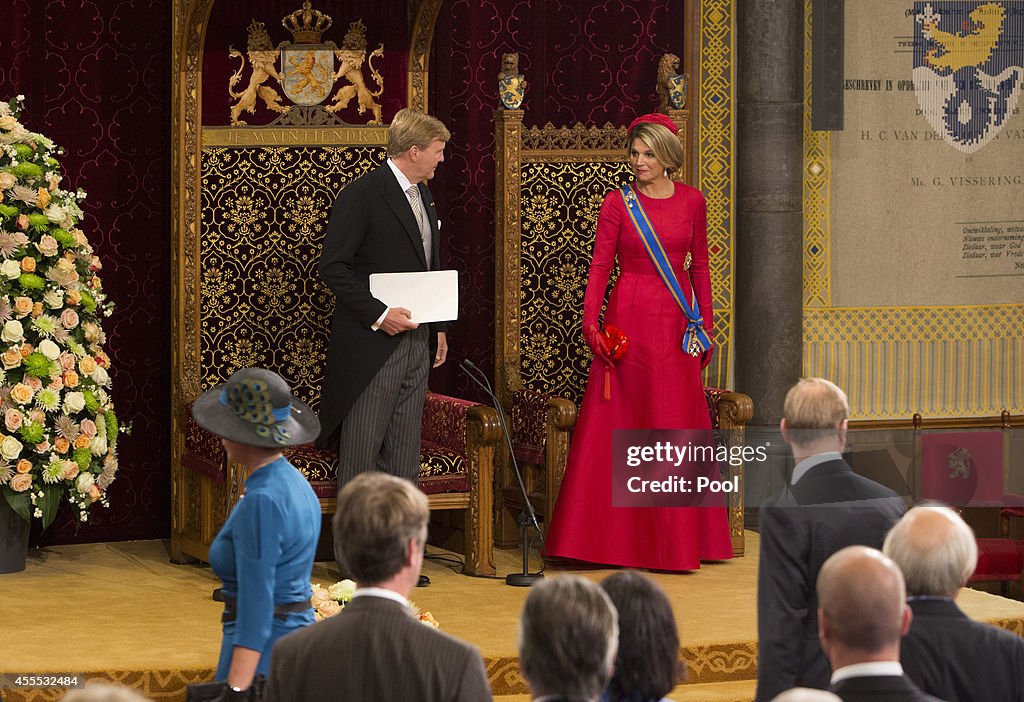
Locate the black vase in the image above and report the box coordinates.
[0,494,30,574]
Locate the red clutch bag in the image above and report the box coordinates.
[602,325,629,362]
[601,325,628,399]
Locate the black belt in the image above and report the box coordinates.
[213,588,312,623]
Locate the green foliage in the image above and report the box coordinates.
[52,228,75,248]
[83,390,99,415]
[22,351,53,378]
[3,488,31,523]
[106,410,118,447]
[0,203,18,219]
[73,447,92,472]
[39,483,61,528]
[27,214,50,230]
[18,273,45,290]
[80,290,96,313]
[12,162,42,180]
[18,422,44,445]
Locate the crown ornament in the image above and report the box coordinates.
[282,1,332,44]
[341,19,369,52]
[246,20,274,52]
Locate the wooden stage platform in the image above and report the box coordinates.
[3,533,1023,701]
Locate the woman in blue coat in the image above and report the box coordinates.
[192,368,322,695]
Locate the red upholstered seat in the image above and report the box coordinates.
[970,538,1024,583]
[178,391,498,575]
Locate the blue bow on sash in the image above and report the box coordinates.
[619,185,713,357]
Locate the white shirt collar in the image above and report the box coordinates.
[792,451,844,485]
[387,158,415,194]
[831,661,904,684]
[352,586,410,609]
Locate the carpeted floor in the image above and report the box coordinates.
[1,533,1022,701]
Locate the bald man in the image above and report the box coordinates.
[756,379,906,701]
[817,546,944,702]
[884,505,1024,701]
[772,690,843,702]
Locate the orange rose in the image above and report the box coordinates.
[79,356,97,375]
[66,289,82,306]
[64,370,79,388]
[13,296,32,316]
[9,473,31,492]
[19,344,33,359]
[61,461,79,480]
[36,187,51,209]
[89,484,102,502]
[19,257,35,273]
[34,440,49,454]
[54,437,70,454]
[96,352,110,368]
[9,383,34,405]
[74,435,91,450]
[2,347,23,369]
[31,302,43,318]
[15,458,32,474]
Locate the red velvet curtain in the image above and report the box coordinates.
[428,0,685,399]
[0,0,684,542]
[0,0,172,544]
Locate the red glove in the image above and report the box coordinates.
[700,345,714,370]
[583,324,613,367]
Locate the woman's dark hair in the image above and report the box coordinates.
[600,571,684,701]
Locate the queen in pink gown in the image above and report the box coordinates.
[545,114,734,571]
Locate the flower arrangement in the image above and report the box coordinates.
[311,579,439,627]
[0,96,121,527]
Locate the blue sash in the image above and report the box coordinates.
[618,185,712,356]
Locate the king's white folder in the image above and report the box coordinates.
[369,270,459,323]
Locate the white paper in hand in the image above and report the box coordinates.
[369,270,459,323]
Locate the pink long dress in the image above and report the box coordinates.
[544,181,734,570]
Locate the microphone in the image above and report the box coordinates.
[459,358,544,586]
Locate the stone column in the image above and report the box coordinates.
[735,0,806,514]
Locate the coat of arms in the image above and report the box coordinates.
[913,2,1023,152]
[227,2,384,126]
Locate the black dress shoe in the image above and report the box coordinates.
[417,574,430,587]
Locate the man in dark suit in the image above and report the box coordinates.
[756,378,906,701]
[318,108,449,487]
[818,546,945,702]
[519,575,618,702]
[263,472,491,702]
[884,504,1024,701]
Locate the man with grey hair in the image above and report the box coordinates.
[883,504,1024,701]
[264,472,490,701]
[519,575,619,702]
[817,546,943,701]
[756,378,906,701]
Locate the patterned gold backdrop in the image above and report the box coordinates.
[199,145,387,408]
[519,161,631,405]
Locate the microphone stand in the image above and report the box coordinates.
[460,359,543,586]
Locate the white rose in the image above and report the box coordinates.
[76,472,94,494]
[63,391,86,414]
[38,339,61,361]
[44,204,66,224]
[0,259,21,280]
[90,435,108,456]
[0,435,23,461]
[1,320,24,343]
[91,366,110,387]
[43,289,64,308]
